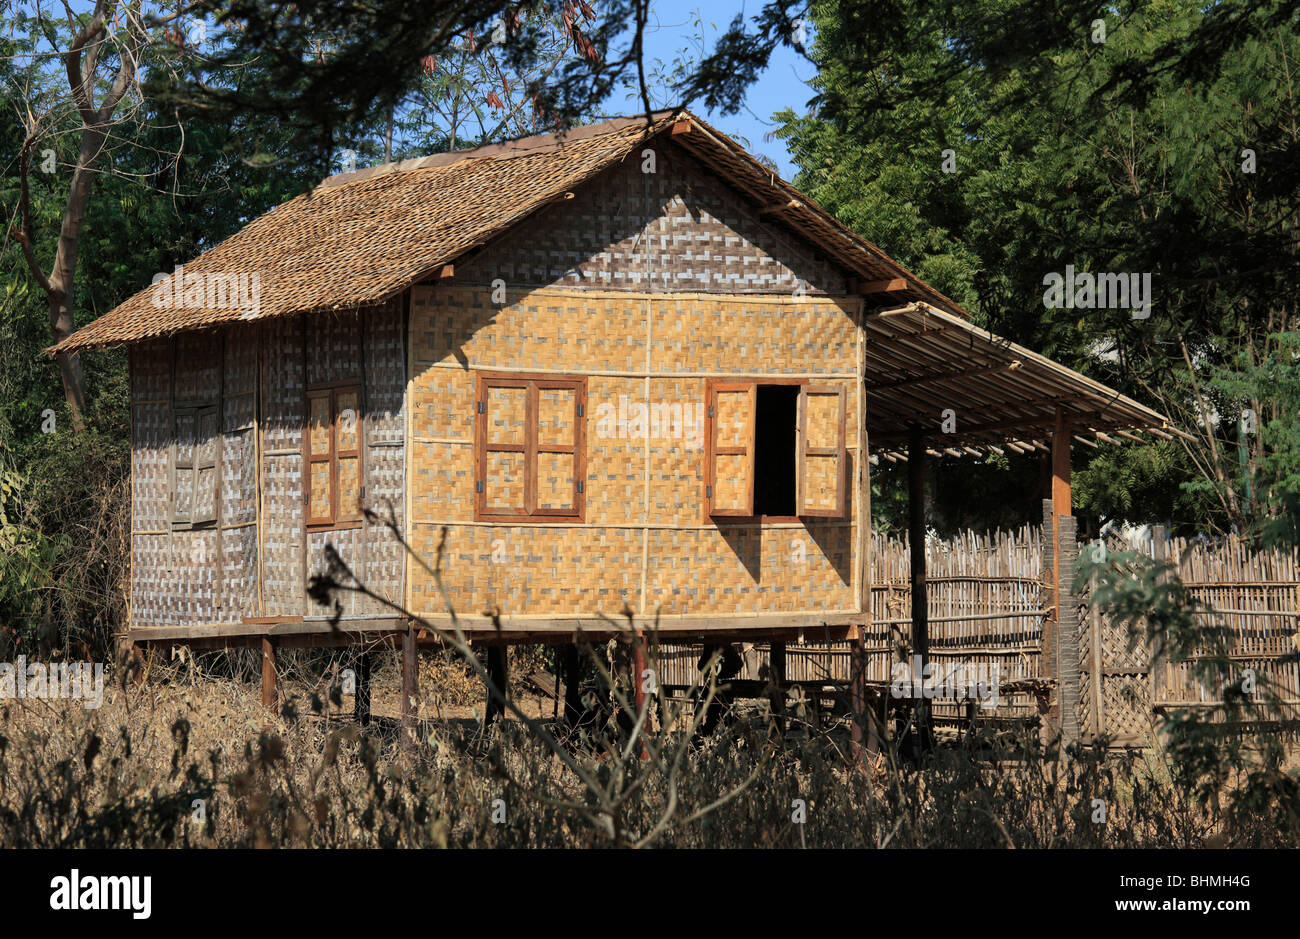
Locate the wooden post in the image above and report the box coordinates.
[129,641,146,686]
[1048,407,1074,745]
[633,634,649,760]
[353,649,372,726]
[260,637,278,713]
[1150,524,1168,706]
[401,627,418,751]
[484,644,508,725]
[849,633,869,767]
[1089,573,1105,740]
[1057,515,1081,744]
[1041,498,1058,745]
[561,644,584,728]
[769,641,787,735]
[908,427,930,750]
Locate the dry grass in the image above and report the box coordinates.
[1,649,1271,849]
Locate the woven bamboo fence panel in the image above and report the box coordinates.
[1077,530,1300,740]
[1168,533,1300,708]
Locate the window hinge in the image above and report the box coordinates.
[706,485,713,498]
[707,405,714,418]
[477,401,486,414]
[576,403,584,418]
[476,480,484,493]
[576,480,584,494]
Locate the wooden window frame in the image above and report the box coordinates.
[703,377,848,522]
[474,372,587,524]
[305,382,365,532]
[170,403,220,530]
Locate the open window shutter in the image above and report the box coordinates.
[171,408,196,528]
[193,405,220,525]
[797,385,847,518]
[705,382,756,516]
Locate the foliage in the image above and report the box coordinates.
[779,0,1300,535]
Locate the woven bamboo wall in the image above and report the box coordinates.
[260,315,306,616]
[130,326,259,625]
[408,144,862,620]
[130,302,406,630]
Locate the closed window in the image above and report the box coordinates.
[474,374,586,522]
[306,385,363,528]
[703,379,847,519]
[171,405,219,528]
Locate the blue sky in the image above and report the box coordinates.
[603,0,818,181]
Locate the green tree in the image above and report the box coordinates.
[778,0,1300,535]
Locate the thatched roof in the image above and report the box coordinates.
[52,109,964,353]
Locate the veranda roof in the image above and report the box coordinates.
[864,303,1186,461]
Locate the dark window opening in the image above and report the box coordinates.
[752,385,800,516]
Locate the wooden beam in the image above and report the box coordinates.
[872,409,1100,443]
[757,198,804,215]
[633,635,649,760]
[856,277,909,295]
[849,634,869,771]
[416,264,455,284]
[670,118,693,135]
[865,360,1022,392]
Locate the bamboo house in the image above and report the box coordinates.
[53,110,1180,730]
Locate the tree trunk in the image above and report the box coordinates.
[45,127,108,431]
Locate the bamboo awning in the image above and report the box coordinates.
[864,303,1185,461]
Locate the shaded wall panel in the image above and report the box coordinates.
[456,141,847,295]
